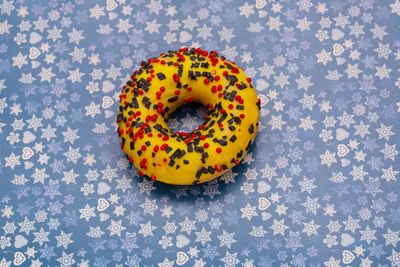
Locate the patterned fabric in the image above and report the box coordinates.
[1,0,400,266]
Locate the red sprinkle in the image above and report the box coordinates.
[204,78,210,84]
[228,104,233,109]
[247,77,251,83]
[200,135,206,140]
[187,87,192,91]
[162,135,169,141]
[204,143,209,148]
[216,147,222,153]
[218,84,222,91]
[138,171,144,176]
[234,160,239,165]
[141,145,147,151]
[160,86,165,92]
[240,114,245,119]
[173,73,180,82]
[129,157,134,163]
[175,90,180,95]
[151,175,156,181]
[153,145,159,152]
[215,164,222,172]
[223,71,228,76]
[211,86,217,93]
[161,144,168,151]
[214,75,220,81]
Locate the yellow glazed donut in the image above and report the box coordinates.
[116,48,260,185]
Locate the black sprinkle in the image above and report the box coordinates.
[237,105,244,110]
[176,164,180,169]
[208,166,215,174]
[222,164,227,170]
[187,143,193,152]
[236,150,243,158]
[137,150,142,156]
[157,73,166,80]
[229,126,236,131]
[230,135,237,143]
[169,160,175,167]
[219,140,227,146]
[145,141,151,146]
[249,124,255,134]
[246,140,252,151]
[238,83,247,90]
[217,112,227,124]
[183,159,189,164]
[132,98,139,108]
[165,146,172,153]
[168,96,178,103]
[121,137,126,146]
[130,141,134,150]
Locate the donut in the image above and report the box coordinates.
[116,48,260,185]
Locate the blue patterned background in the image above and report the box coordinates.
[1,0,400,266]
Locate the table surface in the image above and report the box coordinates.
[1,0,400,266]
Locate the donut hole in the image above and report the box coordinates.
[166,102,208,133]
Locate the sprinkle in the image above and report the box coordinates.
[216,147,222,153]
[215,164,222,172]
[204,78,210,84]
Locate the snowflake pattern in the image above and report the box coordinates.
[1,0,400,266]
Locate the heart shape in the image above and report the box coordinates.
[258,10,268,18]
[29,32,42,44]
[340,233,355,247]
[104,110,114,118]
[108,12,117,20]
[106,0,118,11]
[261,212,271,221]
[13,252,26,266]
[332,28,344,40]
[258,94,268,107]
[97,198,109,211]
[29,47,41,59]
[337,144,349,157]
[255,0,267,9]
[23,131,36,144]
[333,43,345,56]
[176,234,190,248]
[336,128,349,141]
[102,96,114,109]
[22,147,34,160]
[336,57,345,65]
[341,158,351,167]
[14,235,28,248]
[256,79,269,91]
[176,251,189,265]
[24,161,34,169]
[342,250,355,264]
[97,182,111,195]
[31,60,41,69]
[102,80,115,93]
[100,213,110,221]
[179,31,192,43]
[258,197,271,210]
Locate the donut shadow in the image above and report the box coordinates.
[124,136,261,205]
